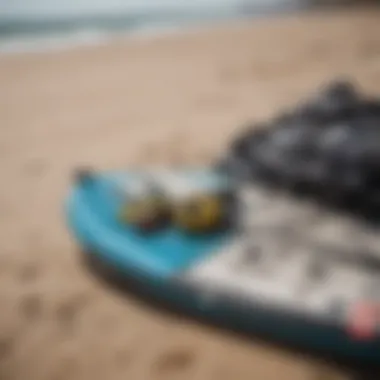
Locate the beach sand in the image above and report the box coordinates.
[1,7,380,380]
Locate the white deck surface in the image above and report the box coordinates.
[182,185,380,320]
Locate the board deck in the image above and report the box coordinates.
[67,168,380,348]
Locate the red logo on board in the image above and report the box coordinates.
[347,302,379,341]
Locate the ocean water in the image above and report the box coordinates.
[0,0,312,54]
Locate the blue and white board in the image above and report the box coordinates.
[65,167,380,365]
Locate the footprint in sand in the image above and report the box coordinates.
[0,336,13,361]
[152,348,196,377]
[19,293,43,321]
[55,293,90,332]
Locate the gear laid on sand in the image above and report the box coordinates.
[218,81,380,219]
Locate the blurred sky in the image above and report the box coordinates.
[0,0,300,20]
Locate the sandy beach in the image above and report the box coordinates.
[1,6,380,380]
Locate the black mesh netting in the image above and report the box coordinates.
[217,81,380,220]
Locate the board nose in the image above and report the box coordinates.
[73,167,96,184]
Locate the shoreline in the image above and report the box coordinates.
[0,4,372,56]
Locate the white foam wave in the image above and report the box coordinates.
[0,29,115,54]
[0,0,306,55]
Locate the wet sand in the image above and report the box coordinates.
[1,7,379,380]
